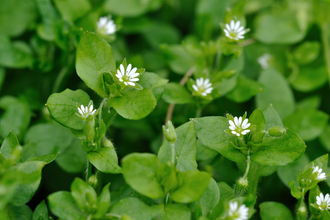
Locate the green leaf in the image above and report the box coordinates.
[297,96,321,110]
[162,82,194,104]
[7,205,33,220]
[283,109,328,141]
[108,88,156,120]
[122,153,164,199]
[199,178,220,216]
[10,161,46,206]
[71,178,97,214]
[249,130,306,166]
[53,0,91,23]
[256,68,295,119]
[320,125,330,151]
[0,36,34,68]
[249,109,266,144]
[0,131,20,159]
[170,170,211,203]
[226,75,263,103]
[159,204,191,220]
[0,96,30,141]
[259,202,294,220]
[293,41,321,65]
[193,117,246,163]
[216,74,237,96]
[110,197,162,220]
[0,0,37,37]
[26,152,58,164]
[103,0,162,17]
[24,123,86,173]
[157,162,179,193]
[139,72,168,101]
[277,153,309,188]
[48,191,87,220]
[94,183,111,219]
[158,121,198,172]
[254,9,307,44]
[292,66,328,92]
[87,147,122,174]
[33,200,48,220]
[262,104,284,130]
[160,44,196,75]
[46,89,90,130]
[76,32,116,98]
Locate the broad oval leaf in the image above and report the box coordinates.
[292,66,328,92]
[87,147,122,174]
[76,32,116,98]
[122,153,164,199]
[259,202,294,220]
[158,121,198,172]
[199,178,220,216]
[249,130,306,166]
[162,82,194,104]
[46,89,90,130]
[193,117,246,163]
[139,72,168,101]
[108,88,156,120]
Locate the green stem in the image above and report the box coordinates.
[98,98,108,126]
[297,190,307,220]
[321,23,330,89]
[214,49,222,72]
[196,108,203,118]
[106,213,121,219]
[170,143,175,165]
[86,160,92,183]
[52,53,75,94]
[243,155,251,179]
[247,161,259,196]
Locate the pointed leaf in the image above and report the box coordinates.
[87,147,122,174]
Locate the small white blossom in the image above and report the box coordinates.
[228,201,249,220]
[77,104,96,119]
[257,53,272,69]
[316,193,330,211]
[192,78,213,96]
[223,20,246,41]
[312,166,327,181]
[115,64,139,86]
[97,16,116,35]
[229,116,251,137]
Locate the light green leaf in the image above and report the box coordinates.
[7,205,33,220]
[199,178,220,216]
[256,68,295,119]
[259,202,294,220]
[0,131,20,159]
[249,130,306,166]
[262,104,283,130]
[139,72,168,101]
[226,75,263,103]
[158,121,198,172]
[193,117,246,163]
[46,89,90,130]
[108,88,156,120]
[48,191,87,220]
[76,32,116,98]
[293,41,320,65]
[94,183,111,219]
[110,197,162,220]
[283,109,328,141]
[170,170,211,203]
[103,0,162,17]
[159,204,191,220]
[162,82,194,104]
[292,66,328,92]
[33,200,48,220]
[122,153,164,199]
[53,0,91,23]
[71,178,97,214]
[87,147,122,174]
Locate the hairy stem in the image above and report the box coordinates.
[243,154,251,179]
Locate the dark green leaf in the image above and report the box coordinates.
[199,178,220,216]
[87,147,122,174]
[94,183,111,219]
[259,202,294,220]
[7,205,33,220]
[293,41,320,65]
[139,72,168,101]
[103,0,162,17]
[53,0,91,23]
[162,83,194,104]
[71,178,97,214]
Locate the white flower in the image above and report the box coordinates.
[316,193,330,211]
[257,53,272,69]
[228,201,249,220]
[97,16,116,35]
[312,166,327,181]
[192,78,213,96]
[77,104,96,119]
[229,116,251,137]
[223,20,246,41]
[115,64,139,86]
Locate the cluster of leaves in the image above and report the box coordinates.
[1,0,330,219]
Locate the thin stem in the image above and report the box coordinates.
[164,67,194,125]
[52,53,75,94]
[243,155,251,179]
[106,213,121,218]
[98,98,108,125]
[85,160,92,182]
[196,108,202,118]
[165,193,170,204]
[214,49,222,72]
[321,23,330,89]
[170,143,175,164]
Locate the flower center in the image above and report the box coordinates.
[231,211,240,219]
[229,32,237,38]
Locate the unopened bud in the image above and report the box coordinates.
[162,121,177,144]
[102,138,114,149]
[88,175,98,187]
[268,126,286,137]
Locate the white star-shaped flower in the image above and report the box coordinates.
[316,193,330,211]
[257,53,272,69]
[229,116,251,137]
[97,16,116,35]
[228,201,249,220]
[192,78,213,96]
[115,64,139,86]
[312,166,327,181]
[77,104,96,119]
[223,20,246,41]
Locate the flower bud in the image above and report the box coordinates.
[88,175,98,187]
[162,121,177,144]
[234,177,249,197]
[102,138,114,149]
[268,126,286,137]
